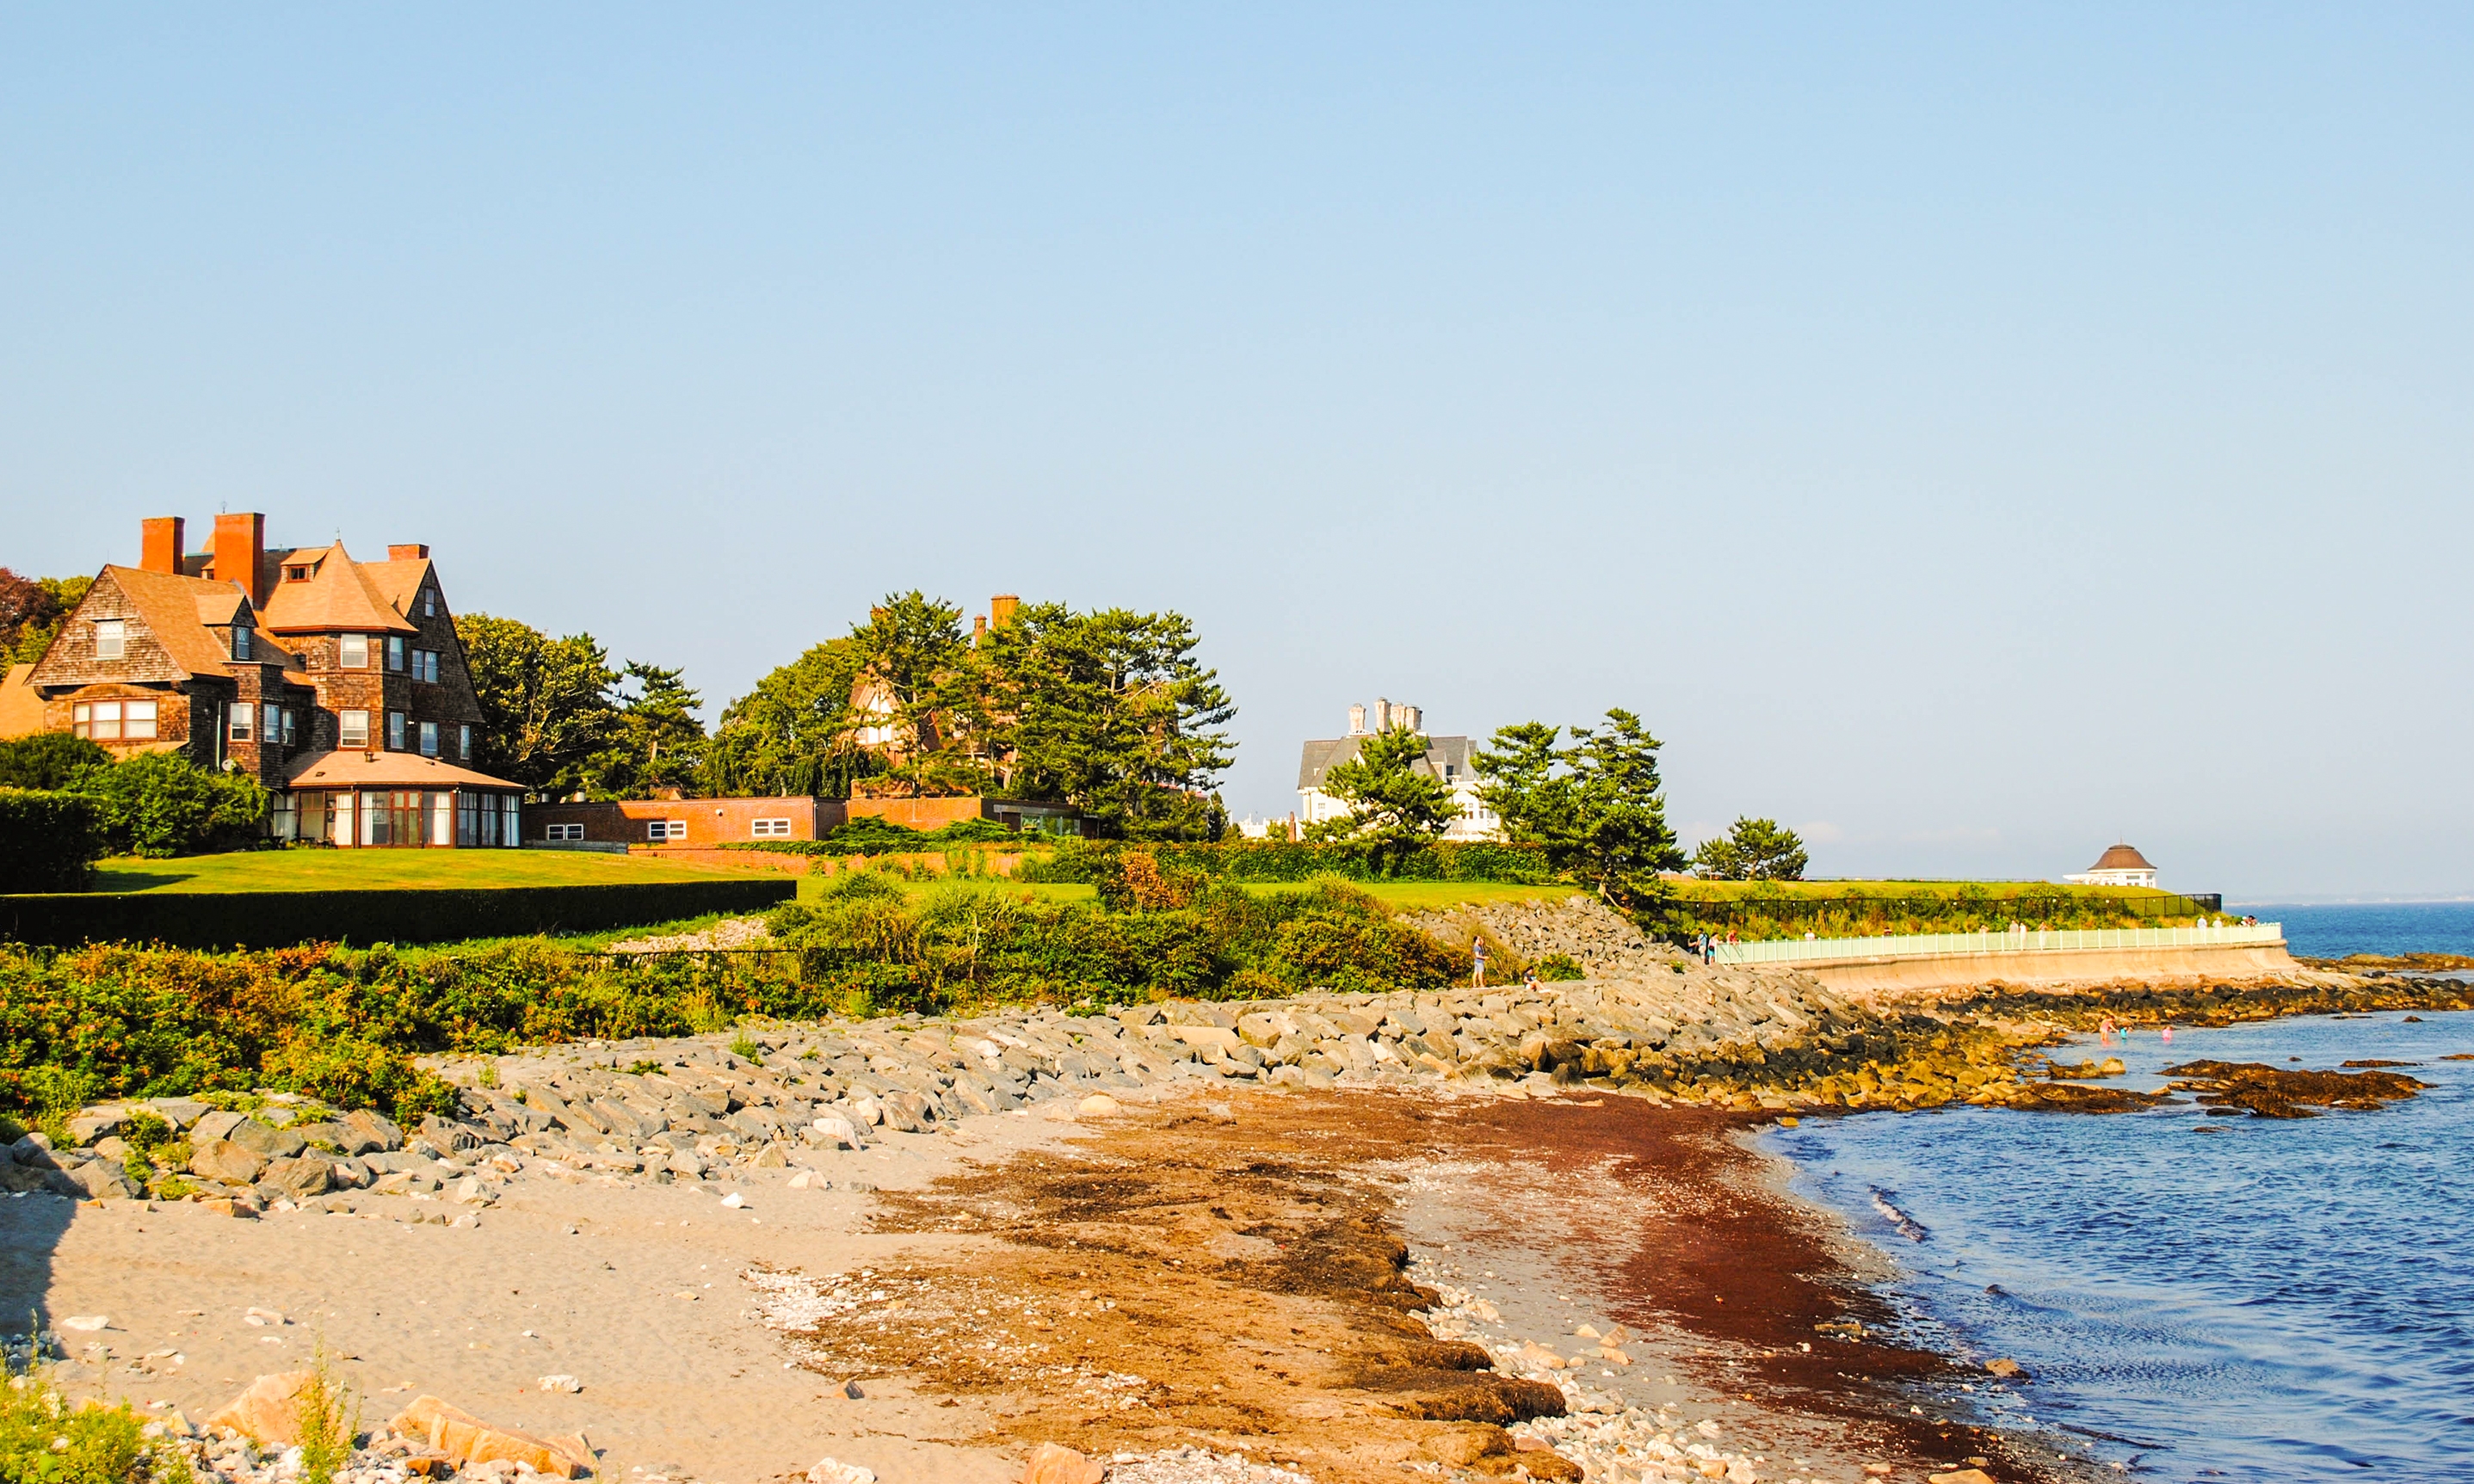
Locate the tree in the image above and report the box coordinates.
[980,604,1237,839]
[589,662,708,797]
[0,571,91,663]
[1308,724,1457,870]
[456,614,622,796]
[71,751,267,857]
[1475,708,1685,908]
[703,637,877,797]
[1692,817,1809,881]
[0,732,112,790]
[848,592,978,796]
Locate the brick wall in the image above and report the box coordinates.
[527,797,848,847]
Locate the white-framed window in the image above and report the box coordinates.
[93,620,126,660]
[546,822,585,841]
[647,819,688,842]
[458,724,471,759]
[339,709,370,748]
[386,635,406,672]
[751,817,793,838]
[228,702,253,743]
[278,708,294,746]
[387,711,407,749]
[231,626,252,661]
[72,701,124,739]
[418,721,439,757]
[125,699,157,740]
[339,633,369,668]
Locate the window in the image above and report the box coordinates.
[419,721,439,757]
[411,650,439,683]
[340,709,370,748]
[751,817,793,838]
[72,701,123,739]
[647,819,688,842]
[125,699,157,740]
[546,823,585,842]
[229,702,253,743]
[458,724,471,759]
[423,588,435,618]
[339,633,368,668]
[500,796,521,847]
[387,711,407,749]
[286,564,311,582]
[231,626,252,661]
[279,708,294,746]
[386,636,406,672]
[93,620,126,660]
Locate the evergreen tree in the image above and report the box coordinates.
[1691,816,1810,881]
[1475,708,1684,908]
[1309,724,1456,870]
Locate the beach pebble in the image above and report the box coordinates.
[537,1374,583,1393]
[58,1315,108,1333]
[806,1459,876,1484]
[1077,1094,1121,1116]
[720,1192,746,1209]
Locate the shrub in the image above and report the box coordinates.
[0,790,104,892]
[0,732,110,791]
[71,750,267,857]
[0,1366,194,1482]
[0,879,794,949]
[1536,953,1585,982]
[1020,838,1551,885]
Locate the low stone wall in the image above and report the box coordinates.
[1806,942,2305,1001]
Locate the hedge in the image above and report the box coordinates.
[0,790,105,894]
[0,878,795,950]
[1017,838,1553,884]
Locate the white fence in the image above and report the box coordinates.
[1710,921,2284,969]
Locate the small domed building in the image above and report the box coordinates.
[2066,841,2158,889]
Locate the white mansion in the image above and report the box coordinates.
[1293,699,1503,842]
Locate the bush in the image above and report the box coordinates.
[0,732,110,790]
[0,1368,192,1482]
[0,790,104,892]
[1018,838,1552,885]
[71,750,267,857]
[720,815,1021,858]
[0,878,795,949]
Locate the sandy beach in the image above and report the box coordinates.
[0,1077,2111,1484]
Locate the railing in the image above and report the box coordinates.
[1669,890,2224,927]
[1711,921,2284,968]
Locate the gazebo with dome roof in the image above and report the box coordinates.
[2066,842,2158,889]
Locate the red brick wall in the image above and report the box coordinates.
[527,797,848,847]
[847,796,988,829]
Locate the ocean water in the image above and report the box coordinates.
[2236,900,2474,960]
[1768,1010,2474,1481]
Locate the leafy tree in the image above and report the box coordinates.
[1307,724,1457,871]
[703,637,877,797]
[590,662,708,797]
[0,571,92,663]
[1474,708,1684,908]
[848,593,979,797]
[980,604,1237,839]
[0,732,111,790]
[71,752,268,857]
[1692,816,1810,881]
[456,614,621,796]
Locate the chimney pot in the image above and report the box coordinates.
[1348,703,1367,735]
[209,513,269,609]
[139,517,186,575]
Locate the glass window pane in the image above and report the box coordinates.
[94,621,125,660]
[340,710,369,748]
[341,634,367,668]
[92,702,120,740]
[126,700,158,739]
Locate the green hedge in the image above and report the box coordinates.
[0,791,104,894]
[0,879,795,950]
[1017,838,1553,884]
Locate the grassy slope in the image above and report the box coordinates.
[91,848,751,894]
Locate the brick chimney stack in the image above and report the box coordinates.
[388,544,429,561]
[210,512,268,609]
[139,516,186,574]
[1348,703,1367,735]
[990,594,1020,627]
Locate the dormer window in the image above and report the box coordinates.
[93,619,126,660]
[231,625,252,661]
[285,564,312,582]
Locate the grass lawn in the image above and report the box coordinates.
[91,848,754,894]
[1665,878,2180,901]
[795,871,1576,912]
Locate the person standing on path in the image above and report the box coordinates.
[1472,938,1488,988]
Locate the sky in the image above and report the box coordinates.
[4,5,2469,899]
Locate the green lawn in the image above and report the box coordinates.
[1666,878,2181,902]
[91,848,754,894]
[796,871,1576,912]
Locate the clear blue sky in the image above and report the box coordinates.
[6,6,2468,899]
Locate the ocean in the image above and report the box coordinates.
[2233,900,2474,960]
[1768,1007,2474,1481]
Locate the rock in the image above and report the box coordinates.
[188,1139,268,1185]
[206,1370,318,1445]
[57,1315,108,1333]
[752,1144,788,1168]
[788,1170,827,1189]
[1416,1424,1513,1466]
[198,1195,260,1219]
[1984,1357,2025,1378]
[66,1111,126,1147]
[340,1108,406,1154]
[69,1159,139,1200]
[141,1098,209,1131]
[446,1176,493,1206]
[1928,1472,1998,1484]
[537,1374,583,1393]
[719,1192,746,1210]
[226,1119,307,1161]
[879,1090,934,1133]
[847,1096,884,1127]
[806,1459,877,1484]
[812,1116,863,1149]
[259,1157,333,1199]
[1077,1094,1121,1116]
[1021,1443,1104,1484]
[384,1395,590,1478]
[189,1111,245,1145]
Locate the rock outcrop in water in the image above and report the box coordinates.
[2162,1059,2433,1118]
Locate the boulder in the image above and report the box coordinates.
[227,1119,306,1161]
[140,1097,209,1131]
[416,1116,482,1155]
[879,1090,933,1133]
[206,1370,318,1445]
[259,1156,334,1199]
[188,1139,268,1185]
[341,1108,407,1153]
[805,1458,876,1484]
[68,1159,139,1200]
[65,1111,126,1147]
[1021,1443,1104,1484]
[384,1395,590,1478]
[189,1110,246,1145]
[811,1116,863,1149]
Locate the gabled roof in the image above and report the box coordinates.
[79,566,262,680]
[256,542,419,635]
[360,557,434,616]
[2088,842,2156,872]
[1297,733,1476,791]
[285,748,522,791]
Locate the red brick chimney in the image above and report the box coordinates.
[990,594,1020,627]
[387,544,429,561]
[139,516,186,574]
[210,513,268,608]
